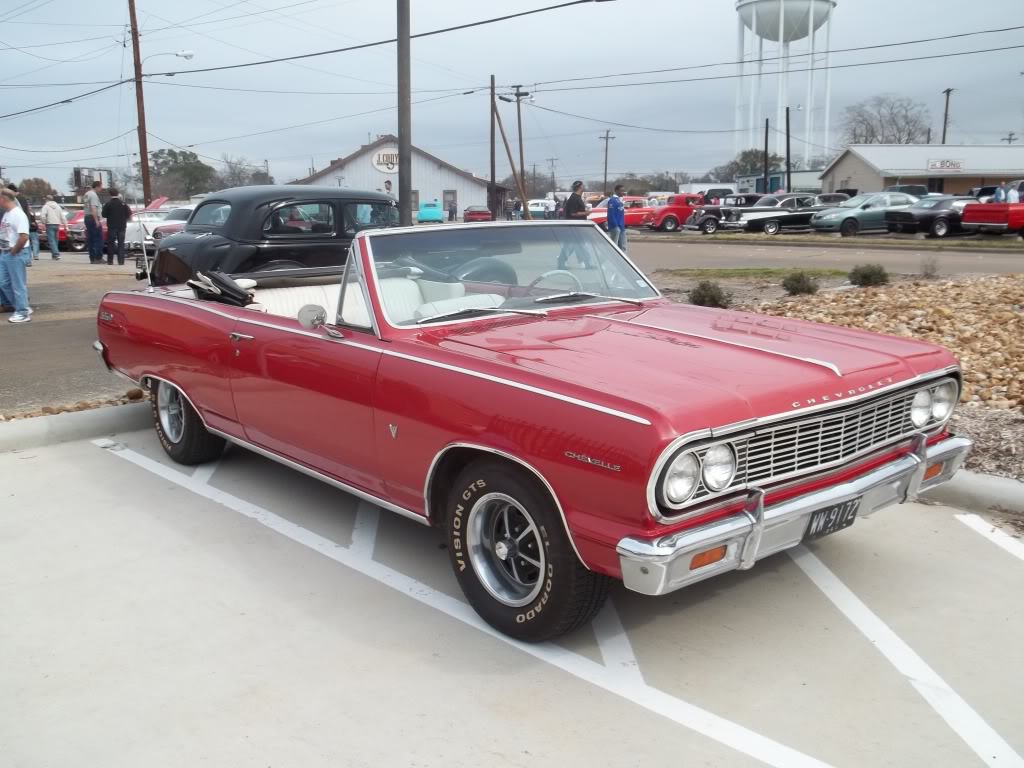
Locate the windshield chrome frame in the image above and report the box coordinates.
[362,221,661,331]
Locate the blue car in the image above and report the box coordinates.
[417,200,444,224]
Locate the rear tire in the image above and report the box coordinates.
[763,220,781,235]
[151,380,225,465]
[840,218,860,237]
[444,458,609,642]
[660,216,679,232]
[929,218,950,238]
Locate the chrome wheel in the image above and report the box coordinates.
[157,382,185,444]
[467,492,546,607]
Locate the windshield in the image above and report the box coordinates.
[753,197,779,207]
[165,208,192,221]
[911,198,944,209]
[366,224,658,326]
[839,194,876,208]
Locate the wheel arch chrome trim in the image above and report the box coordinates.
[424,441,587,568]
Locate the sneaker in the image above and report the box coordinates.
[8,312,30,323]
[26,307,33,315]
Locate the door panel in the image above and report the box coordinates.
[229,319,386,495]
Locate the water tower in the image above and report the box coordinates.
[734,0,837,166]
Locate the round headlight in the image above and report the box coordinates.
[931,381,957,421]
[910,389,933,428]
[664,452,700,504]
[702,443,737,491]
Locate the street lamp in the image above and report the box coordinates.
[141,49,194,67]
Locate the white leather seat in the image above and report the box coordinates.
[251,285,341,320]
[414,293,505,321]
[377,277,424,324]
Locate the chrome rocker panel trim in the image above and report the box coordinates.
[617,434,973,597]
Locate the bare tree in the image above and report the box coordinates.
[217,154,256,189]
[842,94,931,145]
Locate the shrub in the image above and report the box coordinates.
[920,253,940,280]
[849,263,889,287]
[688,280,732,308]
[782,271,819,295]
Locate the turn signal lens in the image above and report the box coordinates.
[924,462,944,481]
[690,545,728,571]
[910,389,933,428]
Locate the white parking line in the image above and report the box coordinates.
[955,514,1024,563]
[790,545,1024,768]
[190,460,220,486]
[350,501,380,559]
[591,600,643,683]
[93,440,832,768]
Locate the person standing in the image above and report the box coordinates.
[557,180,593,269]
[606,183,627,252]
[0,188,32,323]
[992,182,1008,203]
[1008,184,1020,204]
[41,195,64,260]
[513,198,522,220]
[6,184,39,263]
[83,179,105,263]
[101,188,132,265]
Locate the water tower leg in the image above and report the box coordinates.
[805,19,816,166]
[823,9,833,154]
[734,13,745,156]
[776,0,786,156]
[749,4,761,149]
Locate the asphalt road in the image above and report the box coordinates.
[628,238,1024,275]
[2,426,1022,767]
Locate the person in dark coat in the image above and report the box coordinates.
[101,189,133,266]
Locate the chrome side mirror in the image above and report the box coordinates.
[297,304,328,330]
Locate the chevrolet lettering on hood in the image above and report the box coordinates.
[791,376,896,409]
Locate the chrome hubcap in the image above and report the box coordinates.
[467,492,545,608]
[157,382,185,444]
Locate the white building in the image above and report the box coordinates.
[735,168,825,194]
[291,134,503,214]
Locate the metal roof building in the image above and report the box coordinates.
[819,144,1024,195]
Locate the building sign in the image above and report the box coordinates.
[927,159,965,172]
[372,149,400,174]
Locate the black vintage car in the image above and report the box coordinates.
[683,193,764,234]
[884,196,975,238]
[719,193,835,235]
[143,186,398,286]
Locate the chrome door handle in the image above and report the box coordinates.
[229,332,255,341]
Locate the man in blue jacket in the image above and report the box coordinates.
[607,184,627,251]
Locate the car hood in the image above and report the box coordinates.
[430,302,955,436]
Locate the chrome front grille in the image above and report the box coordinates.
[688,387,919,502]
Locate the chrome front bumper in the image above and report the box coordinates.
[617,434,973,596]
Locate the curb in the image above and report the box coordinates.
[922,470,1024,515]
[630,234,1023,256]
[0,403,151,454]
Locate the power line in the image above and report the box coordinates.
[526,103,742,134]
[144,80,480,97]
[0,80,129,121]
[0,127,136,153]
[145,0,591,76]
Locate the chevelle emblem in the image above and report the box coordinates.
[792,376,895,408]
[565,451,621,472]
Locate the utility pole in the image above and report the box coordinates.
[941,87,954,144]
[494,101,530,218]
[489,75,496,220]
[785,106,792,191]
[531,162,538,197]
[926,127,932,144]
[396,0,412,226]
[128,0,151,204]
[546,157,557,193]
[763,118,769,194]
[264,159,270,182]
[599,129,614,195]
[1002,132,1018,144]
[513,86,528,194]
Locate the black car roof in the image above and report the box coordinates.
[202,184,394,205]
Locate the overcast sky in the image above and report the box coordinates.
[2,0,1022,192]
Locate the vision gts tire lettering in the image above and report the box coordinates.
[151,380,225,465]
[445,458,609,642]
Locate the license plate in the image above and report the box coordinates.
[804,498,861,541]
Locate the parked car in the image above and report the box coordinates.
[463,205,492,223]
[885,196,975,238]
[961,200,1024,236]
[30,206,71,251]
[143,186,397,286]
[587,195,652,229]
[968,185,999,203]
[810,192,919,236]
[720,193,832,235]
[66,209,106,252]
[644,194,703,232]
[151,206,196,242]
[883,184,931,198]
[816,193,850,206]
[96,219,972,641]
[683,194,764,234]
[417,200,444,223]
[527,199,549,218]
[699,186,737,202]
[126,210,169,253]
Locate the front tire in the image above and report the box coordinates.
[152,380,225,465]
[763,220,781,235]
[445,458,609,642]
[840,218,860,237]
[660,216,679,232]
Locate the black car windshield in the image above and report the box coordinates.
[366,224,658,326]
[753,196,780,206]
[911,198,946,209]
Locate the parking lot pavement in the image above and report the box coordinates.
[3,426,1023,768]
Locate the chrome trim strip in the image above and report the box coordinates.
[208,428,430,526]
[423,441,587,567]
[588,314,842,376]
[645,368,960,522]
[103,290,650,426]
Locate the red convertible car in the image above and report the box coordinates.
[95,221,971,641]
[587,195,653,229]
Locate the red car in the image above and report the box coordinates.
[645,194,704,232]
[151,206,196,241]
[587,195,653,229]
[961,196,1024,236]
[463,205,492,222]
[66,209,107,252]
[95,220,972,642]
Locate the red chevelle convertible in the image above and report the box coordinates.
[95,220,972,641]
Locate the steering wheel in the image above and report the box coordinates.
[527,269,584,292]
